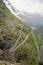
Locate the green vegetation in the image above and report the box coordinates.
[0,0,43,65]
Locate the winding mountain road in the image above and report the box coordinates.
[9,22,24,52]
[9,31,33,52]
[32,31,40,62]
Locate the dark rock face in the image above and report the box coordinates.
[15,53,27,63]
[39,62,43,65]
[0,50,15,63]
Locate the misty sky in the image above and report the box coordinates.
[8,0,43,15]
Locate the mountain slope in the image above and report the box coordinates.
[0,0,43,65]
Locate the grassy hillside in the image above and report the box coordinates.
[0,0,43,65]
[36,25,43,40]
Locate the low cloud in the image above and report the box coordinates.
[8,0,43,16]
[39,0,43,2]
